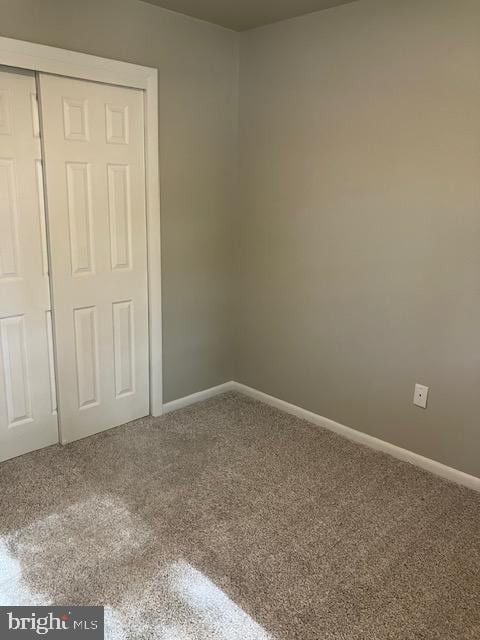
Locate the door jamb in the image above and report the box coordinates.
[0,36,163,417]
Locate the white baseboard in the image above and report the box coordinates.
[163,380,480,492]
[232,382,480,492]
[162,381,235,414]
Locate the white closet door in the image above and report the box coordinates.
[0,67,58,462]
[38,74,149,444]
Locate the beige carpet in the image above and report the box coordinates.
[1,392,479,639]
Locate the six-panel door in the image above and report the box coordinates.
[38,74,149,444]
[0,67,59,462]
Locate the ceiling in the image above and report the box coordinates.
[141,0,358,31]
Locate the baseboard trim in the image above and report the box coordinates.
[232,382,480,493]
[163,380,480,492]
[162,381,235,414]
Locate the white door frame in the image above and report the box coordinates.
[0,36,163,417]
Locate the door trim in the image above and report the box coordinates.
[0,36,163,417]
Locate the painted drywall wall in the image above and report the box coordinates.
[0,0,239,403]
[2,0,479,477]
[238,0,480,476]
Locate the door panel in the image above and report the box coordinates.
[38,74,149,443]
[0,67,58,462]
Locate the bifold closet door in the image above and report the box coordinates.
[0,67,58,462]
[38,74,149,444]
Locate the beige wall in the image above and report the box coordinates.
[2,0,479,476]
[0,0,239,403]
[238,0,480,476]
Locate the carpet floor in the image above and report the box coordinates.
[1,392,479,639]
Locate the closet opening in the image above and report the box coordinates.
[0,39,162,462]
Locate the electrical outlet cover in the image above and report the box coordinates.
[413,384,429,409]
